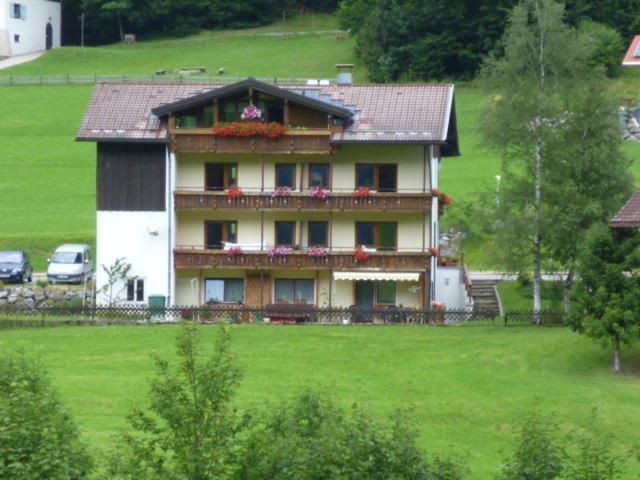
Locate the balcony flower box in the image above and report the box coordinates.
[227,246,244,257]
[268,245,292,258]
[354,246,370,262]
[227,186,243,200]
[440,193,453,206]
[308,246,329,258]
[272,186,292,197]
[354,187,370,199]
[212,121,287,139]
[309,186,329,201]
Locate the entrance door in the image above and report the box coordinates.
[45,23,53,50]
[355,281,375,307]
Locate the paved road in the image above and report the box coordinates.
[0,51,45,70]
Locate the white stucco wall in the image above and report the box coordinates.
[96,211,170,305]
[175,145,430,193]
[434,266,471,310]
[1,0,60,57]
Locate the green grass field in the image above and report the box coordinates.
[1,325,639,477]
[1,13,640,270]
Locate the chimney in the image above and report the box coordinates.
[336,64,354,85]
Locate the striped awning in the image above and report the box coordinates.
[333,272,420,282]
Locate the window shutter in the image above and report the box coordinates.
[21,5,27,20]
[9,3,14,18]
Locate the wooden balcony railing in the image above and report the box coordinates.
[172,129,332,154]
[174,248,432,271]
[174,190,433,212]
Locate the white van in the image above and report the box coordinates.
[47,244,93,284]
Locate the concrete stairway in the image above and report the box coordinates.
[471,279,502,315]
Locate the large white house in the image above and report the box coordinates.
[0,0,60,58]
[77,71,473,312]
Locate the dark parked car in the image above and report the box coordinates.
[0,251,33,284]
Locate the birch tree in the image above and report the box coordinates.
[482,0,630,315]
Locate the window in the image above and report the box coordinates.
[275,221,296,246]
[308,221,328,247]
[356,222,397,250]
[376,281,396,304]
[355,280,396,306]
[356,164,397,192]
[126,278,144,302]
[205,163,237,191]
[10,3,25,19]
[206,221,237,249]
[175,105,213,128]
[205,278,244,304]
[13,34,19,43]
[274,279,314,304]
[275,163,296,188]
[309,164,330,188]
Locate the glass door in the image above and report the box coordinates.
[355,281,375,307]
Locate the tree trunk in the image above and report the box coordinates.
[563,269,574,316]
[117,13,124,42]
[533,140,543,321]
[613,336,621,373]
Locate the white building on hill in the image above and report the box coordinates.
[0,0,60,58]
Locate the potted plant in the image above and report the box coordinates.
[431,188,440,197]
[227,186,243,200]
[227,246,244,257]
[309,186,329,201]
[354,246,370,262]
[308,246,329,258]
[430,247,440,257]
[354,186,370,199]
[241,104,263,122]
[267,245,291,258]
[272,186,292,197]
[440,193,453,206]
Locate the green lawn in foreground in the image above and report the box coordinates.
[0,325,638,478]
[0,14,363,80]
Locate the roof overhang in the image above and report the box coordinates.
[151,77,354,119]
[333,271,421,282]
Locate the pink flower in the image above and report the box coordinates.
[272,186,292,197]
[268,245,291,258]
[308,246,329,257]
[310,186,329,201]
[241,104,262,121]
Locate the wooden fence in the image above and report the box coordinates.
[0,305,564,329]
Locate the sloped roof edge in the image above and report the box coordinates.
[151,77,354,118]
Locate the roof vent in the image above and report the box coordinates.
[336,64,354,85]
[306,79,319,85]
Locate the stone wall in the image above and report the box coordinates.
[0,286,87,309]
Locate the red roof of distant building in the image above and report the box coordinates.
[622,35,640,66]
[611,191,640,228]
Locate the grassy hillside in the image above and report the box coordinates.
[1,325,639,478]
[0,14,363,80]
[0,13,639,270]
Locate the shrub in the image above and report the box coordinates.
[235,389,466,479]
[497,411,565,480]
[0,352,92,479]
[36,279,49,288]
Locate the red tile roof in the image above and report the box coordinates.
[622,36,640,66]
[610,191,640,228]
[77,81,456,148]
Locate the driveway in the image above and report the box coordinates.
[0,51,45,70]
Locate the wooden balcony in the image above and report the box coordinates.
[174,190,433,212]
[174,248,432,271]
[171,129,332,154]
